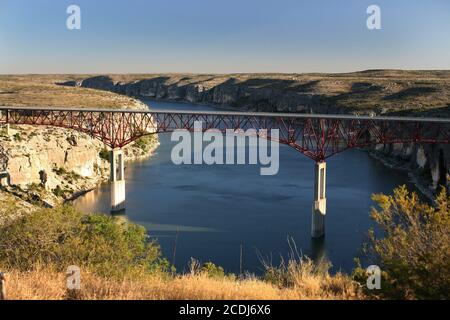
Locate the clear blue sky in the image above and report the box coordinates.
[1,0,449,74]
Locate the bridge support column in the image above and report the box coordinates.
[311,161,326,239]
[110,149,126,212]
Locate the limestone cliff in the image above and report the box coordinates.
[370,143,449,196]
[0,124,158,207]
[69,71,450,116]
[63,73,449,194]
[0,76,160,213]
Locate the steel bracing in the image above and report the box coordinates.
[1,107,449,162]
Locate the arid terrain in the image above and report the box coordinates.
[0,75,159,217]
[63,70,450,116]
[1,70,449,115]
[0,71,449,300]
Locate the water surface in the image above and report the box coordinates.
[75,100,414,274]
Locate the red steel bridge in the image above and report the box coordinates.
[1,106,449,237]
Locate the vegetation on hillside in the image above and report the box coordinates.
[0,185,448,300]
[0,204,363,300]
[353,186,450,300]
[0,205,170,278]
[1,71,449,115]
[102,70,450,115]
[134,135,159,154]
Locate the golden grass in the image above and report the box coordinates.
[2,267,364,300]
[0,75,140,109]
[2,71,449,113]
[97,71,450,114]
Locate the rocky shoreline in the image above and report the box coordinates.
[367,150,437,201]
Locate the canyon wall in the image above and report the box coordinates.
[372,143,449,195]
[66,75,449,194]
[74,75,349,114]
[0,124,158,207]
[0,96,159,207]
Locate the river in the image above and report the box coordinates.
[74,100,414,274]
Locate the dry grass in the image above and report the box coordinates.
[0,75,141,109]
[87,70,450,114]
[3,267,364,300]
[2,70,449,114]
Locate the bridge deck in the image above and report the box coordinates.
[0,106,449,123]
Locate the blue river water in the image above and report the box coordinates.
[74,100,414,274]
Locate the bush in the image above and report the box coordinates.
[354,186,450,299]
[201,262,227,279]
[0,205,169,278]
[53,167,67,176]
[52,185,65,197]
[134,135,157,153]
[99,148,110,162]
[13,132,22,142]
[263,256,330,288]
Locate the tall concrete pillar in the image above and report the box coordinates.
[311,161,327,238]
[110,149,126,212]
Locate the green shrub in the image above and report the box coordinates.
[201,262,227,279]
[134,135,157,153]
[53,167,81,182]
[13,132,22,142]
[354,186,450,299]
[27,182,43,193]
[53,167,67,176]
[99,148,110,162]
[0,205,169,278]
[52,185,65,197]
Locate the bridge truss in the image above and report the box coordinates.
[1,107,449,162]
[1,106,449,238]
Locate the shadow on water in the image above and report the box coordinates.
[74,99,417,275]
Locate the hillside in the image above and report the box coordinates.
[2,70,449,116]
[0,75,145,109]
[68,70,450,116]
[0,75,158,210]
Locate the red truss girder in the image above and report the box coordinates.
[0,108,449,162]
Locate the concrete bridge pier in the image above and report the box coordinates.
[311,161,327,239]
[110,149,126,212]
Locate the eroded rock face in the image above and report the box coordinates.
[75,75,347,114]
[3,125,107,190]
[71,75,449,194]
[375,142,449,192]
[0,124,159,206]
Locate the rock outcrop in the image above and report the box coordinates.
[63,74,449,194]
[77,76,348,114]
[0,124,158,207]
[371,143,449,195]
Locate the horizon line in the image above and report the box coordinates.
[1,68,450,76]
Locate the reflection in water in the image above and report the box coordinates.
[74,100,416,275]
[310,237,327,266]
[111,210,129,224]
